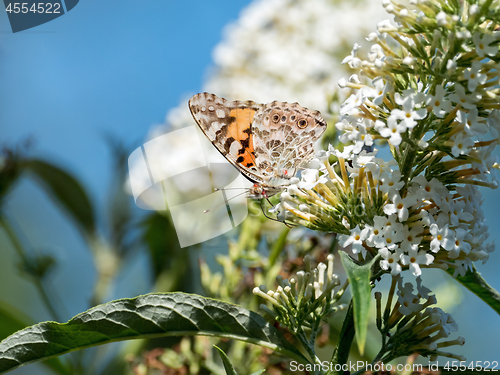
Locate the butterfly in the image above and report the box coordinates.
[189,93,327,199]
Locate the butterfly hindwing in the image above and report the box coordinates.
[189,92,264,183]
[251,101,328,178]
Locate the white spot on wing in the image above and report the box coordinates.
[212,122,223,132]
[229,140,242,158]
[208,106,215,111]
[216,109,225,118]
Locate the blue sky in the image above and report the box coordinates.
[1,0,251,205]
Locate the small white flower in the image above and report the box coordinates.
[448,228,472,259]
[370,77,393,106]
[365,215,387,247]
[350,124,374,154]
[379,170,404,193]
[464,61,487,92]
[330,144,355,160]
[342,43,362,68]
[340,93,365,115]
[338,225,370,256]
[368,44,385,62]
[451,132,474,157]
[436,11,448,26]
[400,244,434,276]
[401,224,424,247]
[413,175,444,202]
[448,83,481,110]
[472,32,498,57]
[379,247,402,276]
[456,108,488,135]
[425,84,452,118]
[383,191,417,222]
[379,116,406,146]
[298,169,328,189]
[381,224,405,249]
[430,224,455,253]
[390,95,427,128]
[449,200,474,226]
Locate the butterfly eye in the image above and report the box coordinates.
[297,119,308,128]
[272,114,280,123]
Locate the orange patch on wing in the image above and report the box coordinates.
[228,108,256,168]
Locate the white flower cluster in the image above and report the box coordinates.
[375,276,465,362]
[253,255,346,332]
[276,144,493,277]
[336,0,500,187]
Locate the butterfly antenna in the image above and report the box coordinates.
[259,200,296,227]
[203,190,248,213]
[213,187,251,192]
[259,199,278,221]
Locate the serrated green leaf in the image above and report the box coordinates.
[24,159,96,235]
[214,345,238,375]
[447,265,500,315]
[0,293,308,374]
[340,252,377,355]
[0,303,71,375]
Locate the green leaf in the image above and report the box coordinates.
[142,213,182,278]
[214,345,238,375]
[0,303,71,375]
[0,303,31,342]
[339,252,377,355]
[24,159,96,235]
[251,370,266,375]
[447,265,500,315]
[0,293,308,374]
[0,150,22,206]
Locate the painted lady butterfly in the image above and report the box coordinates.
[189,93,327,199]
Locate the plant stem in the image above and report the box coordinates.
[297,330,323,374]
[326,300,355,375]
[0,215,62,322]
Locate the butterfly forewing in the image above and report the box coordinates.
[189,92,264,183]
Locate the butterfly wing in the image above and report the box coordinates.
[189,92,265,184]
[251,101,327,180]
